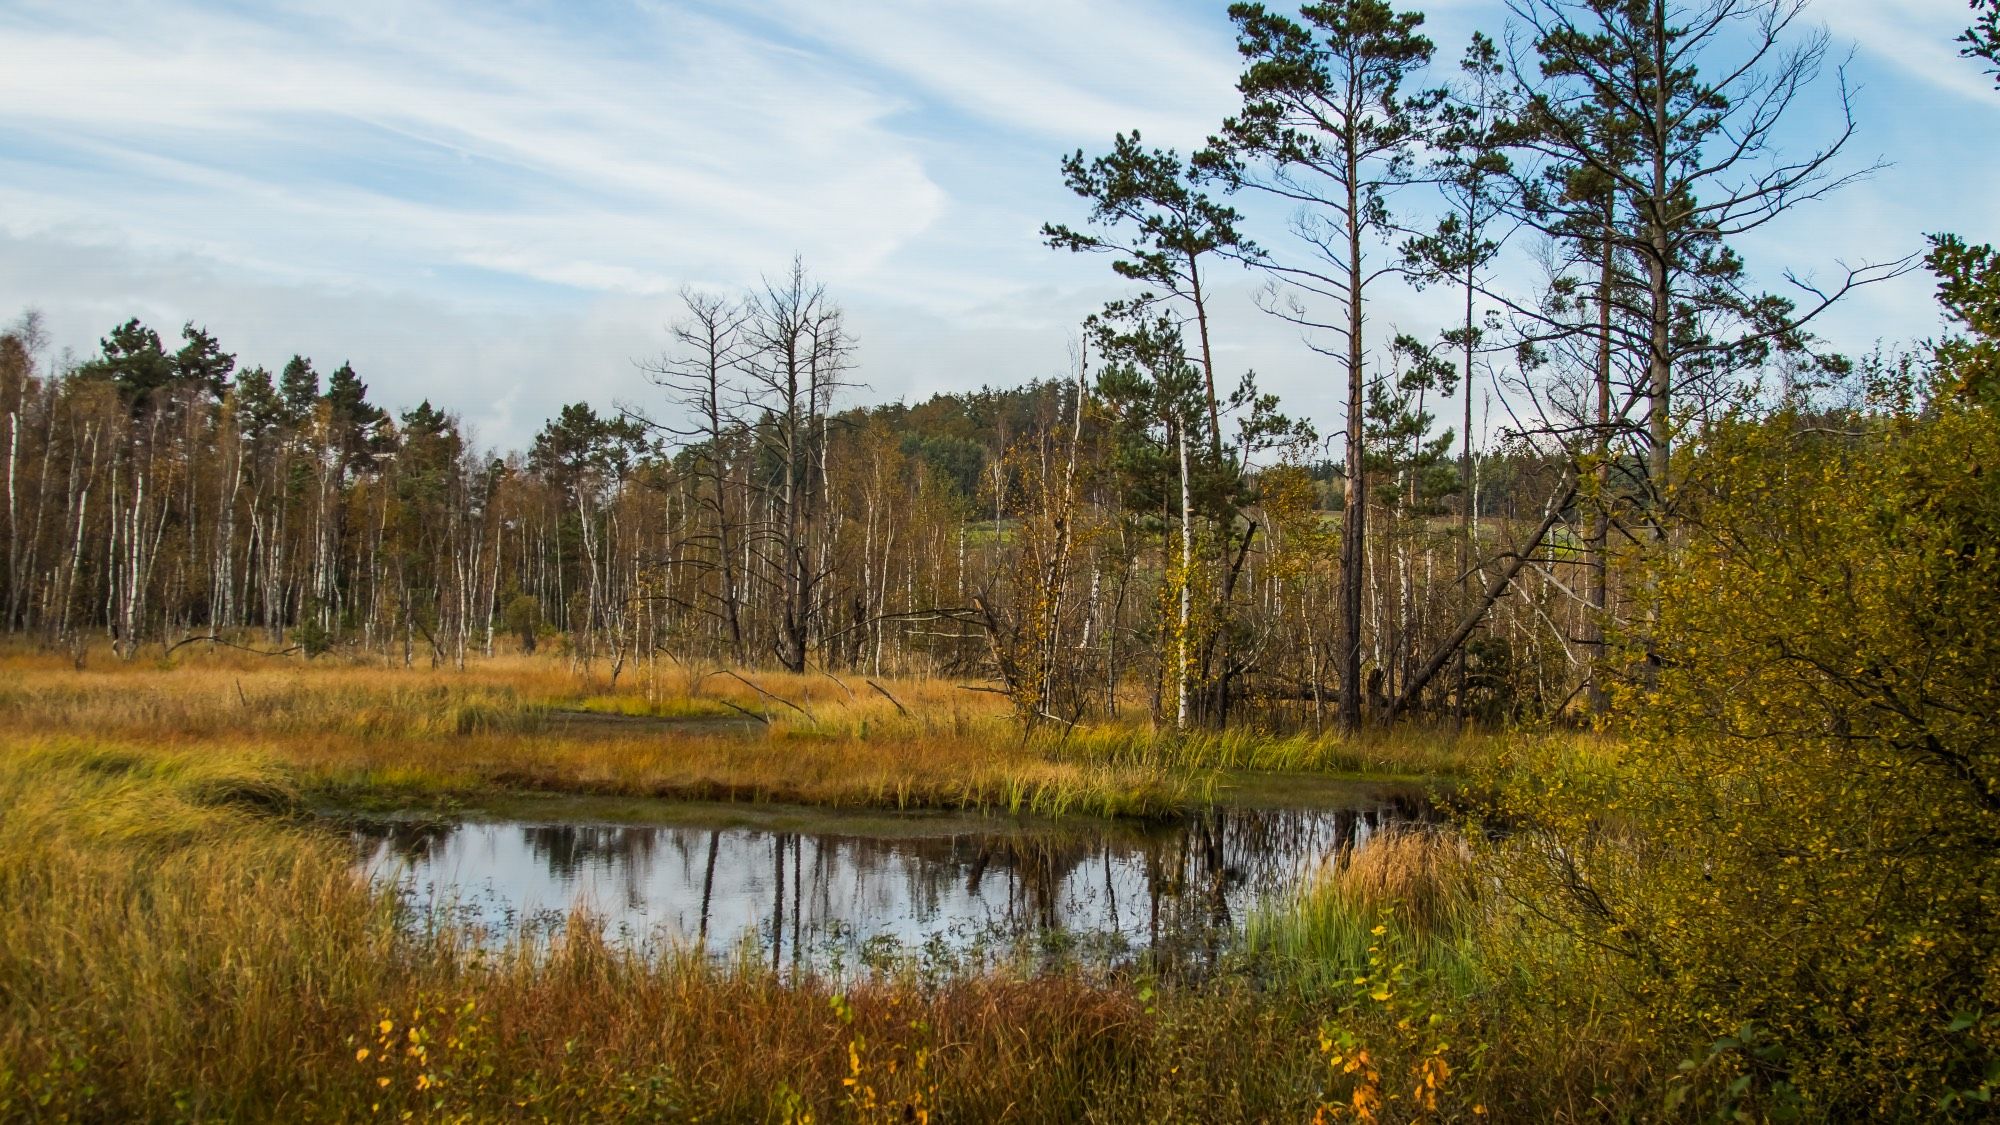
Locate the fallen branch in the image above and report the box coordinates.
[814,665,857,703]
[716,698,772,725]
[704,669,816,723]
[1035,709,1080,735]
[1389,479,1579,721]
[820,607,983,645]
[163,633,301,659]
[864,678,909,717]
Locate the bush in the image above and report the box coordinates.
[1487,375,2000,1117]
[294,616,332,659]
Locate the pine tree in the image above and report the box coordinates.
[77,318,175,404]
[172,323,235,400]
[1205,0,1443,730]
[279,356,319,426]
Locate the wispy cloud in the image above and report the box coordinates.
[0,0,949,297]
[0,0,1989,450]
[0,0,1243,445]
[1815,0,1996,104]
[751,0,1241,147]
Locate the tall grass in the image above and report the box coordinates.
[0,731,1687,1121]
[0,746,1341,1121]
[0,652,1194,818]
[1041,725,1496,780]
[1243,827,1482,990]
[0,647,1486,821]
[0,648,1747,1120]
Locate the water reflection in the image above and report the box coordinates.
[353,796,1429,972]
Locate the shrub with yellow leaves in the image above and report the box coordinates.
[1311,919,1476,1123]
[350,995,488,1118]
[1485,310,2000,1118]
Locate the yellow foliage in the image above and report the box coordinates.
[1487,385,2000,1117]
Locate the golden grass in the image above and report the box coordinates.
[0,695,1666,1122]
[0,645,1487,820]
[0,746,1342,1121]
[0,649,1189,817]
[1318,827,1479,937]
[1045,725,1497,780]
[1243,826,1481,987]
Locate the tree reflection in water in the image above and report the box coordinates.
[353,797,1431,973]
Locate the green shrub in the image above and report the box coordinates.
[1486,373,2000,1117]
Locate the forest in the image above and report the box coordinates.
[2,0,1998,1120]
[0,282,1575,724]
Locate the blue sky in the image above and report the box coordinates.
[0,0,1994,450]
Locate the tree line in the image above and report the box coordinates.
[0,269,1566,722]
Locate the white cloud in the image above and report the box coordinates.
[0,232,650,447]
[0,0,1990,457]
[750,0,1242,148]
[0,0,948,296]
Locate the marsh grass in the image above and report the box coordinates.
[0,652,1195,818]
[1243,827,1482,989]
[0,647,1488,822]
[0,747,1350,1121]
[1040,725,1496,780]
[0,718,1687,1121]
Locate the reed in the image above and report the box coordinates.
[1242,826,1482,988]
[1314,826,1478,937]
[1041,725,1498,780]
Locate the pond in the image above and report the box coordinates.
[352,789,1431,973]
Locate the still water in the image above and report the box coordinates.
[353,794,1428,971]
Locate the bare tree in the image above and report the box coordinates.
[636,288,754,663]
[742,258,856,673]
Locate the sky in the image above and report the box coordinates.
[0,0,1994,452]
